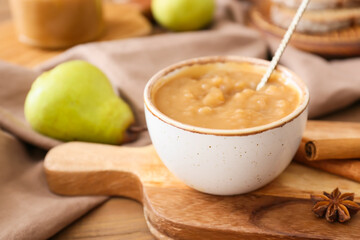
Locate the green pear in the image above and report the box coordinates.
[25,60,135,144]
[151,0,215,31]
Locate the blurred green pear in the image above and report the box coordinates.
[152,0,215,31]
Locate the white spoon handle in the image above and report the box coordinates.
[256,0,310,91]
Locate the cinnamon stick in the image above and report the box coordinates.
[295,120,360,182]
[295,141,360,182]
[304,138,360,161]
[299,120,360,161]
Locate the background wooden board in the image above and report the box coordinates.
[0,2,151,67]
[250,0,360,57]
[44,132,360,240]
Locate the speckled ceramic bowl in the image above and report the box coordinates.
[144,56,309,195]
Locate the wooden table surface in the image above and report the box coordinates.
[1,1,359,239]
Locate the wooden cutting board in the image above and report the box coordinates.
[45,140,360,239]
[250,0,360,57]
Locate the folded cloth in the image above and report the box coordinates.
[267,39,360,117]
[0,61,62,150]
[0,130,105,240]
[0,0,359,239]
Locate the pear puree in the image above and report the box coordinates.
[153,62,300,130]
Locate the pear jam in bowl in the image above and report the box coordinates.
[154,61,299,130]
[144,56,309,195]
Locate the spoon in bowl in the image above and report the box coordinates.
[256,0,310,91]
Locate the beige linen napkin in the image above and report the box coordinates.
[267,39,360,117]
[0,0,359,239]
[0,130,105,240]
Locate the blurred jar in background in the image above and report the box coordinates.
[10,0,104,49]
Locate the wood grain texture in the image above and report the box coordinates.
[51,198,154,240]
[44,125,360,240]
[302,120,360,139]
[250,0,360,57]
[0,2,151,67]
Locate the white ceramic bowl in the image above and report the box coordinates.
[144,56,309,195]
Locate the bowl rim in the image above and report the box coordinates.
[144,56,309,136]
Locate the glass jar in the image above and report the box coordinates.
[10,0,104,49]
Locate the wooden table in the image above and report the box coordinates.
[1,1,359,239]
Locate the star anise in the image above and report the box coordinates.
[310,188,360,223]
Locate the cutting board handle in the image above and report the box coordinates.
[44,142,156,201]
